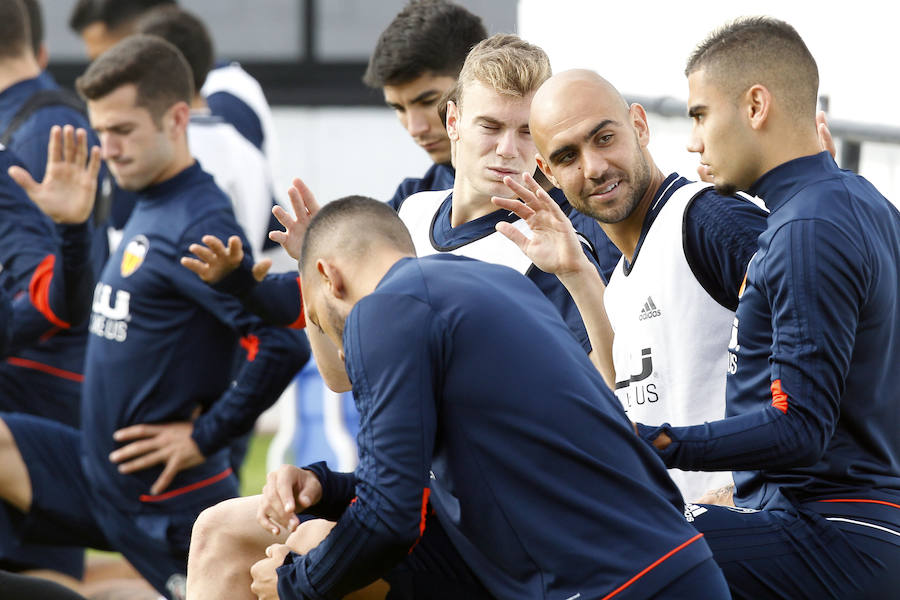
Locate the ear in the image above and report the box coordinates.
[630,103,650,147]
[745,84,771,131]
[168,101,191,136]
[317,259,346,300]
[446,100,461,142]
[535,153,559,189]
[36,44,49,70]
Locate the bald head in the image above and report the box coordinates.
[528,69,657,229]
[530,69,630,158]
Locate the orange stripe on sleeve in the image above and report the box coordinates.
[240,334,259,362]
[28,254,71,329]
[770,379,789,414]
[288,277,306,329]
[408,487,431,554]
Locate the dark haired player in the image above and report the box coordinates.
[0,35,307,599]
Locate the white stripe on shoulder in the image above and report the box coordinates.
[826,517,900,538]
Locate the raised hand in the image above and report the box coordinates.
[492,172,592,278]
[816,110,837,159]
[269,178,320,261]
[8,125,101,224]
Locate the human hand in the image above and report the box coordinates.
[249,543,291,600]
[816,110,837,159]
[181,235,273,285]
[268,178,320,261]
[257,465,323,536]
[109,421,205,495]
[285,519,336,555]
[492,172,590,278]
[181,235,244,283]
[8,125,101,224]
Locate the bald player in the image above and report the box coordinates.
[494,68,767,502]
[187,195,729,600]
[629,17,900,598]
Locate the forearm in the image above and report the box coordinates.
[215,268,305,327]
[639,404,826,472]
[56,222,94,326]
[558,262,615,387]
[192,327,309,455]
[301,462,358,520]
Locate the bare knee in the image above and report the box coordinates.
[190,496,276,561]
[0,418,32,511]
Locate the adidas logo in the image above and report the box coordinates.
[638,296,661,320]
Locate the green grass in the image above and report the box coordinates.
[239,432,274,496]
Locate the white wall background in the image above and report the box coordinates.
[269,107,433,209]
[517,0,900,204]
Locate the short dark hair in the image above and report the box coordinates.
[136,6,213,92]
[686,16,819,120]
[300,196,415,277]
[76,34,193,122]
[69,0,175,34]
[363,0,487,88]
[0,0,31,59]
[21,0,42,56]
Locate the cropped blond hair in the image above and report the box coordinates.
[454,33,551,111]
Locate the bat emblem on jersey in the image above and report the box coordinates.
[121,235,149,277]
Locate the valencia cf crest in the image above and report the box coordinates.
[121,235,149,277]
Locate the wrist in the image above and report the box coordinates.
[557,257,603,290]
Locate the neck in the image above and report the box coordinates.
[150,144,195,187]
[598,163,666,260]
[757,122,822,181]
[344,250,412,303]
[450,178,498,227]
[190,94,208,110]
[0,54,41,93]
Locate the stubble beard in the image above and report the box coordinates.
[577,147,652,224]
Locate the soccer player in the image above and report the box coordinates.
[69,0,282,255]
[363,0,484,205]
[68,0,276,160]
[135,6,275,257]
[0,35,308,599]
[492,69,768,502]
[188,196,730,600]
[635,17,900,597]
[0,133,97,587]
[0,0,102,426]
[0,3,100,575]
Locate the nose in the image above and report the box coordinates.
[687,126,703,154]
[496,129,518,158]
[99,133,119,160]
[582,149,608,180]
[406,107,430,138]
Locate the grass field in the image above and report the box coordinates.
[239,432,274,496]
